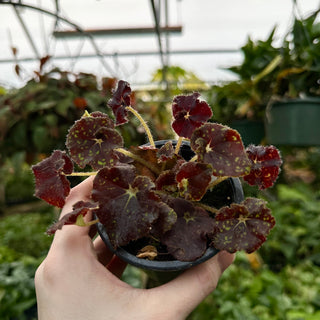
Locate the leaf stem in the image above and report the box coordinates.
[195,202,218,215]
[190,155,198,162]
[66,172,97,177]
[126,106,155,148]
[115,147,161,175]
[208,176,229,190]
[174,136,184,155]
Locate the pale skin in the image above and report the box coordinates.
[35,177,235,320]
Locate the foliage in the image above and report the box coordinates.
[0,210,55,319]
[205,28,281,123]
[0,152,35,206]
[259,183,320,270]
[152,65,208,94]
[0,211,56,258]
[0,252,41,320]
[205,7,320,124]
[32,80,282,262]
[188,253,320,320]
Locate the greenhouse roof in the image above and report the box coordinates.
[0,0,319,89]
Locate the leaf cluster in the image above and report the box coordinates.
[32,80,282,262]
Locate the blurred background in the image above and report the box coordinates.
[1,1,320,319]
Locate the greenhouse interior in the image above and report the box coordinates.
[1,0,320,319]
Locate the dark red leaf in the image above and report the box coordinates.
[210,198,275,253]
[155,170,178,193]
[162,197,214,261]
[155,158,185,193]
[107,80,132,125]
[32,150,73,208]
[190,123,251,177]
[172,92,213,138]
[66,112,123,170]
[176,162,213,200]
[92,165,172,248]
[157,141,175,161]
[243,145,282,189]
[46,201,97,235]
[128,146,160,180]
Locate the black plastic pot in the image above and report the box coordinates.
[96,140,244,274]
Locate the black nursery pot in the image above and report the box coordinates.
[96,140,244,274]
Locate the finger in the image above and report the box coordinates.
[52,176,95,247]
[107,256,128,278]
[60,176,95,219]
[153,251,235,318]
[93,236,114,265]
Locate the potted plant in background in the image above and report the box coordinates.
[265,8,320,146]
[206,6,320,147]
[31,80,282,279]
[205,27,281,146]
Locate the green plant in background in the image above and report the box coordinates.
[274,8,320,98]
[152,65,208,95]
[0,210,56,319]
[206,6,320,125]
[0,250,41,320]
[259,183,320,270]
[205,28,281,124]
[0,211,56,258]
[188,253,320,320]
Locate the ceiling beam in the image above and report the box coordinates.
[0,48,240,64]
[53,26,182,38]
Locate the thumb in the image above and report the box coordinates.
[154,251,235,318]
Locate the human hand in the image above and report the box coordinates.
[35,177,235,320]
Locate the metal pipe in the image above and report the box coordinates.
[0,0,117,76]
[150,0,166,69]
[12,5,41,59]
[0,48,240,64]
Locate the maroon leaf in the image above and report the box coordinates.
[155,170,178,193]
[210,198,275,253]
[46,201,97,235]
[176,162,213,200]
[92,165,172,248]
[190,123,251,177]
[157,141,175,161]
[172,93,213,138]
[32,150,73,208]
[128,146,160,180]
[162,197,214,261]
[107,80,132,125]
[155,158,185,193]
[243,145,282,189]
[66,112,123,170]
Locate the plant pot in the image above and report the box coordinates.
[230,120,265,146]
[265,98,320,146]
[96,140,244,275]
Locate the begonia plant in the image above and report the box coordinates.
[32,80,282,262]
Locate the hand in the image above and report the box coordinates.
[35,177,235,320]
